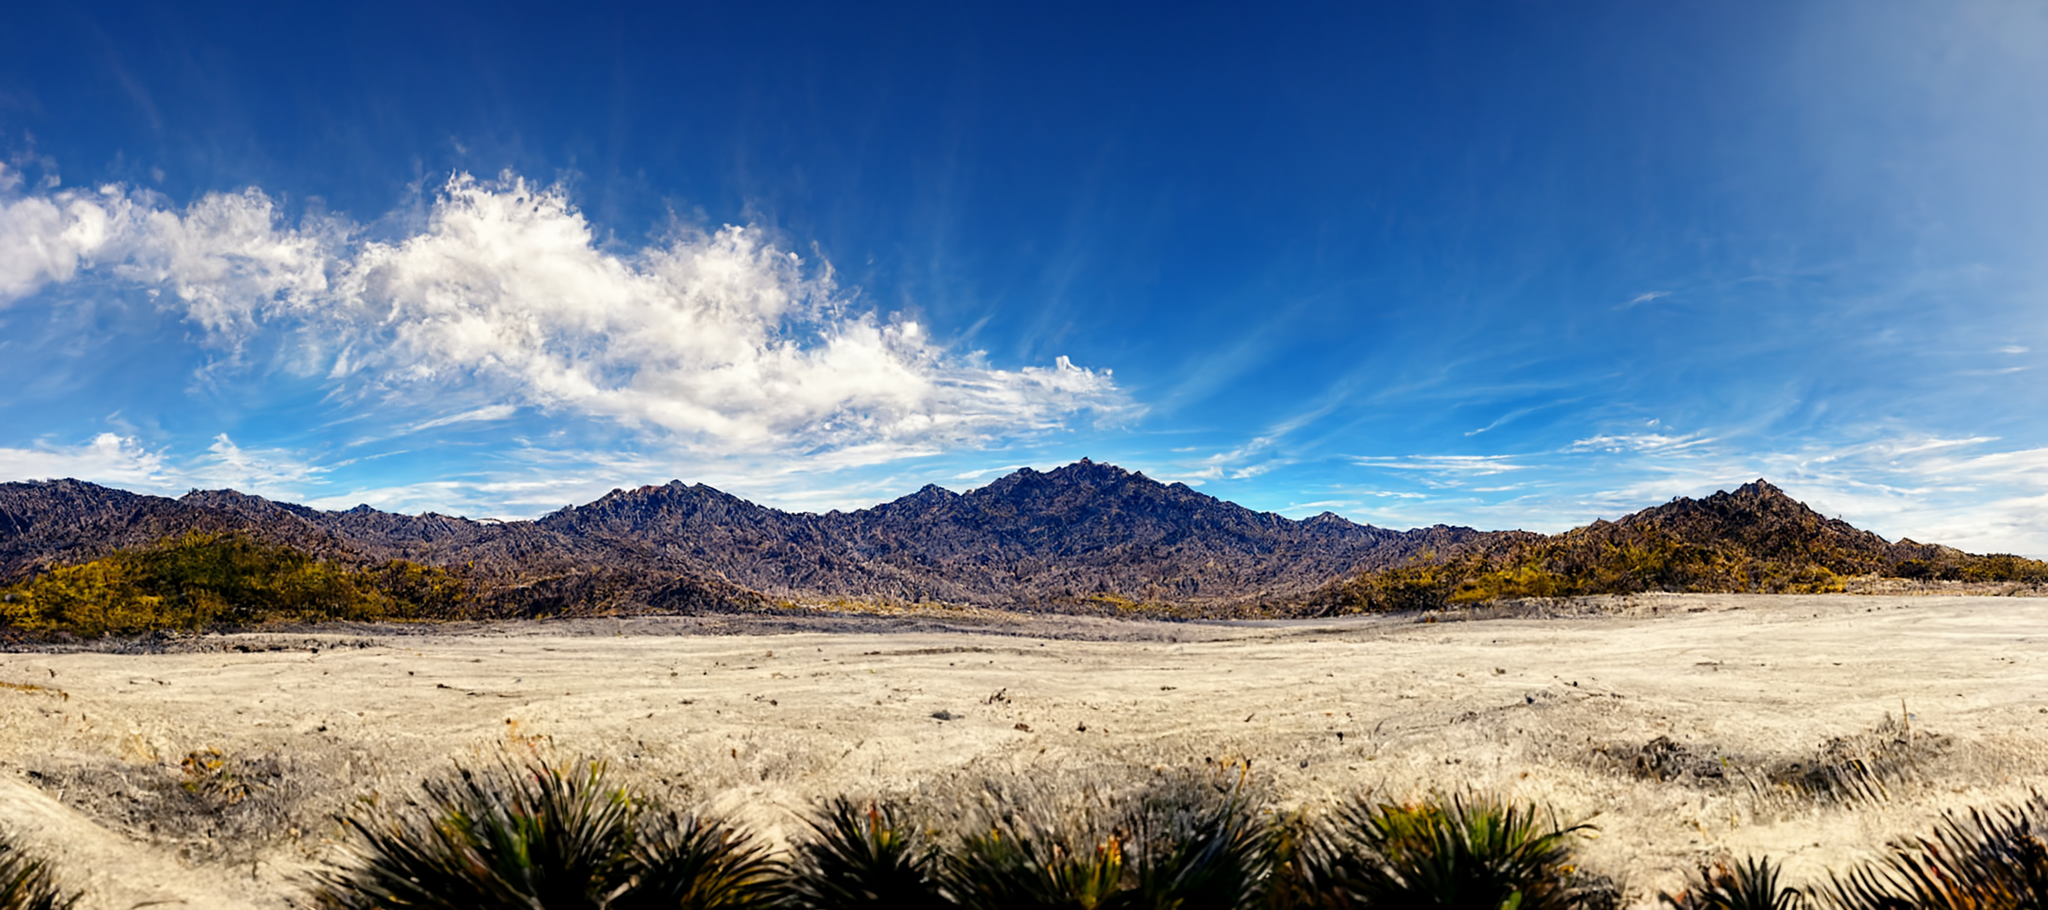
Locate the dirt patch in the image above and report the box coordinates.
[0,593,2043,908]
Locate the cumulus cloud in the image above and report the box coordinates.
[0,182,116,302]
[0,171,1122,459]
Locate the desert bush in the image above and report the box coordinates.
[778,798,947,909]
[0,532,471,637]
[931,767,1271,909]
[1308,791,1593,910]
[309,757,774,909]
[1891,554,2048,584]
[1117,788,1267,910]
[614,812,778,910]
[944,821,1128,909]
[1660,857,1805,910]
[0,831,78,910]
[1816,797,2048,910]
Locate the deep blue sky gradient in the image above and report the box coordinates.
[4,1,2047,553]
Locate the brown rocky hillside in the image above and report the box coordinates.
[3,466,2036,619]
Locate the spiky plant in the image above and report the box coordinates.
[936,770,1276,910]
[944,824,1126,910]
[0,832,79,910]
[1313,792,1592,910]
[1661,857,1806,910]
[1816,799,2048,910]
[309,758,639,909]
[1261,809,1334,910]
[613,811,778,910]
[1119,791,1270,910]
[777,798,948,910]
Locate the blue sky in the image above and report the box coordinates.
[4,1,2048,554]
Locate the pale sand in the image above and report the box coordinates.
[1,593,2044,908]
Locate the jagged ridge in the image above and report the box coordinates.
[3,466,2036,619]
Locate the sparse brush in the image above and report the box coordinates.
[0,832,79,910]
[1661,857,1806,910]
[1311,791,1592,910]
[1816,797,2048,910]
[778,798,947,910]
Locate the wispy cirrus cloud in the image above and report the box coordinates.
[1349,454,1534,477]
[1563,431,1715,454]
[1331,424,2048,556]
[0,431,324,502]
[0,433,171,489]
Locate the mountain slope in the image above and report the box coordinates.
[0,462,1468,612]
[4,466,2039,622]
[1308,480,2041,612]
[533,460,1466,605]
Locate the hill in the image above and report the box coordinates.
[3,466,2042,631]
[1307,480,2045,612]
[0,461,1484,619]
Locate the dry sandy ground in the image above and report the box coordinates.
[1,593,2045,908]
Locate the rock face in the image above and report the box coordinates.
[0,460,1485,611]
[0,464,1963,615]
[1611,480,1934,570]
[532,460,1493,605]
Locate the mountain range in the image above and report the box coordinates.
[0,460,2026,619]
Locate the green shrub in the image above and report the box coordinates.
[309,758,775,910]
[615,812,778,910]
[0,532,471,637]
[779,798,947,910]
[1816,798,2048,910]
[944,822,1127,909]
[0,832,78,910]
[1311,792,1592,910]
[937,777,1270,910]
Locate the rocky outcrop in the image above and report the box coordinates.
[1,466,1998,615]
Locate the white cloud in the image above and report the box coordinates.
[0,189,116,303]
[1564,432,1713,454]
[0,172,1123,461]
[0,433,170,488]
[0,432,329,503]
[115,188,337,336]
[192,433,328,496]
[1618,290,1670,309]
[405,404,519,433]
[1346,426,2048,556]
[1351,454,1533,476]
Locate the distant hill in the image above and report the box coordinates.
[1307,480,2043,612]
[2,465,2041,627]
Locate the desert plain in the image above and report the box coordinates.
[1,592,2044,908]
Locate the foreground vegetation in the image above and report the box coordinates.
[10,756,2043,909]
[0,832,76,910]
[0,533,472,637]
